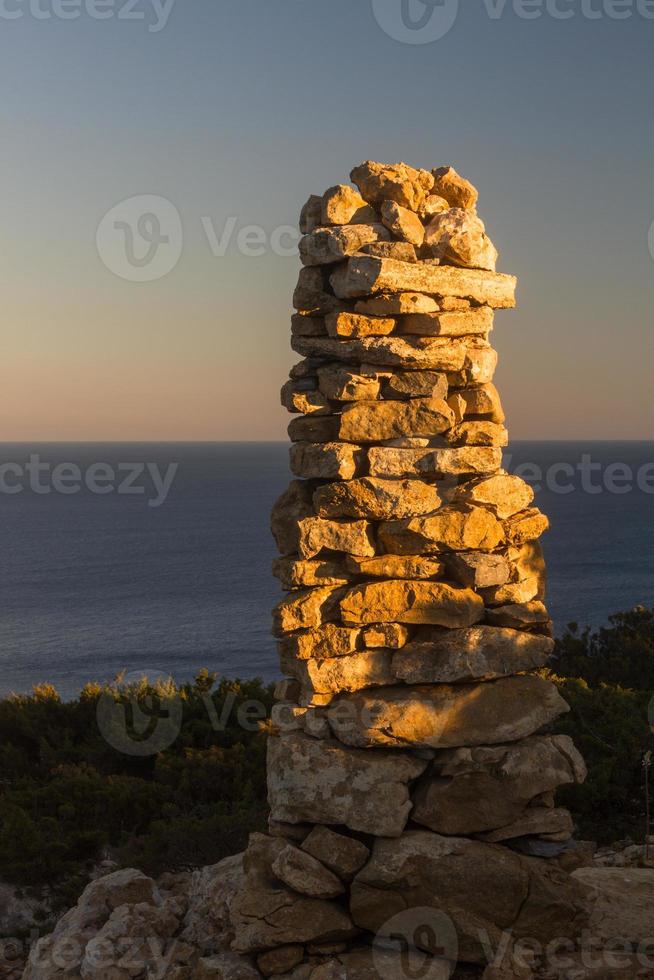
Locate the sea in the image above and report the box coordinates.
[0,441,652,700]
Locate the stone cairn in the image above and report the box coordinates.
[233,163,592,979]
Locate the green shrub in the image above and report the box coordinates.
[0,673,273,901]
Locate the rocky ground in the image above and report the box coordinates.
[0,838,652,979]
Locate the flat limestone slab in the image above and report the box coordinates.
[392,626,554,683]
[327,675,569,749]
[331,256,517,308]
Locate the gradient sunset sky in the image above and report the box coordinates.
[1,0,653,441]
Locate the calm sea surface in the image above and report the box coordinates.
[0,442,652,699]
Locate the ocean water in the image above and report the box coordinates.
[0,441,652,699]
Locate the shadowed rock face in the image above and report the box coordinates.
[350,832,590,964]
[411,734,587,835]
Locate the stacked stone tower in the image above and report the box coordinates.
[230,163,590,978]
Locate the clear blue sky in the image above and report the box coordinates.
[1,0,653,439]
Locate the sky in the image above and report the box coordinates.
[1,0,653,441]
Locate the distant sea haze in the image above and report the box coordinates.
[0,442,652,700]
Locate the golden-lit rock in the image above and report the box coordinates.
[283,649,395,696]
[419,193,451,218]
[447,392,466,424]
[424,208,498,271]
[278,624,361,661]
[331,256,516,308]
[462,345,499,385]
[504,507,550,546]
[321,184,377,226]
[327,675,569,750]
[378,505,504,555]
[297,516,375,560]
[273,585,346,636]
[380,199,425,246]
[289,442,363,480]
[350,160,434,211]
[486,600,551,631]
[272,556,352,589]
[362,622,410,649]
[458,381,505,421]
[392,626,554,683]
[381,369,448,400]
[346,554,445,580]
[292,333,468,372]
[444,421,508,447]
[325,311,395,338]
[399,306,493,337]
[359,240,417,262]
[355,292,440,316]
[299,224,389,266]
[313,477,442,521]
[481,577,541,607]
[339,398,454,443]
[339,579,484,627]
[431,166,479,210]
[280,379,332,416]
[317,367,380,402]
[368,446,502,479]
[454,474,535,519]
[507,540,546,583]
